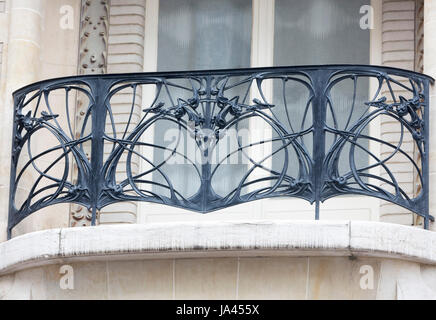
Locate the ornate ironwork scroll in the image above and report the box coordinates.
[70,0,110,227]
[8,65,434,238]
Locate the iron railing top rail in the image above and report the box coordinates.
[8,64,434,238]
[12,64,435,96]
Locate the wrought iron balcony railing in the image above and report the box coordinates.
[8,65,434,238]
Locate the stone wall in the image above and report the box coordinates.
[379,0,417,225]
[1,256,435,299]
[6,0,81,238]
[1,220,436,299]
[98,0,146,225]
[424,0,436,230]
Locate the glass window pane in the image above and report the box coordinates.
[153,0,252,200]
[274,0,370,66]
[158,0,252,71]
[273,0,370,183]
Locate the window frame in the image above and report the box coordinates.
[137,0,382,223]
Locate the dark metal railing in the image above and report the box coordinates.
[8,65,434,238]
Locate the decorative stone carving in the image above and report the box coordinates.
[70,0,110,227]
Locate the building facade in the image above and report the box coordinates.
[1,0,436,299]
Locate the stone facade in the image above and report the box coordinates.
[0,0,436,299]
[100,0,146,224]
[1,0,81,239]
[1,257,434,300]
[1,221,436,299]
[425,0,436,232]
[380,0,418,225]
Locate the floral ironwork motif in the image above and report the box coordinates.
[8,65,434,238]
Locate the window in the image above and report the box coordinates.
[272,0,370,185]
[152,0,252,199]
[140,0,378,222]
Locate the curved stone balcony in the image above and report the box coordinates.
[2,220,436,299]
[2,65,436,299]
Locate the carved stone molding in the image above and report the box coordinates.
[70,0,110,227]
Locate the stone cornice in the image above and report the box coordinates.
[0,220,435,275]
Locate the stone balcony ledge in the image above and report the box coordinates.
[0,220,435,276]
